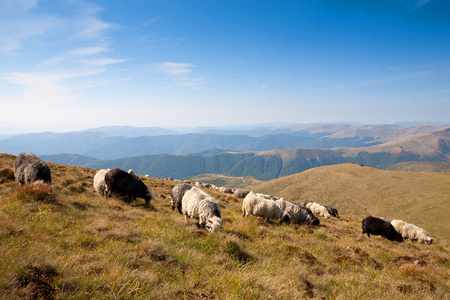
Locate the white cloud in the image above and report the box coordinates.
[153,62,195,75]
[0,15,61,53]
[0,1,116,54]
[69,47,108,56]
[0,0,38,14]
[42,47,112,66]
[85,58,127,66]
[151,62,204,89]
[3,72,77,106]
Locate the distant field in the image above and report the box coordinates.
[386,161,450,172]
[184,174,262,188]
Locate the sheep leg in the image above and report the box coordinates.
[184,215,189,225]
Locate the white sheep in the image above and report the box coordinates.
[305,202,331,219]
[220,186,233,194]
[128,169,135,176]
[93,169,109,197]
[242,192,291,224]
[181,187,223,233]
[255,193,279,200]
[391,219,433,245]
[274,199,310,225]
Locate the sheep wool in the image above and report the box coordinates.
[242,192,290,224]
[274,199,309,225]
[93,169,109,197]
[181,187,222,233]
[391,219,433,245]
[170,183,192,214]
[306,202,331,219]
[14,152,51,186]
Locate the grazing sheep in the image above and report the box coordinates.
[14,152,51,186]
[128,169,135,176]
[93,169,109,197]
[105,168,154,206]
[170,183,192,214]
[362,216,403,242]
[180,187,222,233]
[391,220,433,245]
[325,205,339,217]
[234,188,250,199]
[306,202,331,219]
[255,193,278,200]
[220,187,233,194]
[298,205,320,226]
[274,199,311,225]
[242,192,291,224]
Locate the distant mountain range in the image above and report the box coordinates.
[0,123,445,158]
[35,126,450,180]
[1,123,449,180]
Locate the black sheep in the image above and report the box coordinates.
[299,205,320,226]
[325,205,339,217]
[362,216,403,242]
[14,152,51,186]
[105,168,153,205]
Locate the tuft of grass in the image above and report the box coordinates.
[0,167,15,182]
[13,263,59,300]
[398,264,422,277]
[15,182,55,202]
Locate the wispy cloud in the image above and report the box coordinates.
[143,16,160,26]
[405,0,432,14]
[3,71,77,106]
[0,1,116,54]
[153,62,195,75]
[85,58,127,66]
[151,62,204,89]
[69,47,108,56]
[4,69,102,94]
[42,46,111,65]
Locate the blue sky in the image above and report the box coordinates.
[1,0,449,132]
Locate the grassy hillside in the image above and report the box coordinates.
[248,163,450,240]
[1,154,449,299]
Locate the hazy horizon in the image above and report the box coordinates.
[1,1,449,131]
[1,120,449,136]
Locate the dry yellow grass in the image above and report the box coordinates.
[0,154,449,299]
[249,163,450,240]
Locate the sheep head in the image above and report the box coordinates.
[206,216,223,233]
[144,188,154,206]
[280,212,291,224]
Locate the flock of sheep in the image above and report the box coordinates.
[12,152,434,245]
